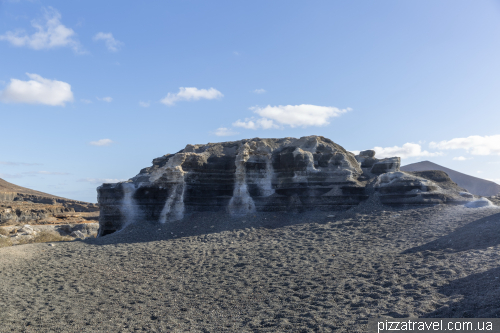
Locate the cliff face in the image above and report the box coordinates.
[97,136,478,236]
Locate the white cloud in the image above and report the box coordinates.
[160,87,223,106]
[0,7,83,53]
[0,73,73,106]
[373,143,442,159]
[233,51,240,56]
[233,104,350,129]
[350,150,361,156]
[453,156,471,161]
[429,135,500,156]
[93,32,123,52]
[97,96,113,102]
[253,89,266,94]
[90,139,113,146]
[81,99,92,104]
[80,178,126,184]
[214,127,238,136]
[232,117,279,130]
[139,101,150,107]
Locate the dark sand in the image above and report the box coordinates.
[1,200,500,332]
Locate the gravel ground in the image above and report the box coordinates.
[1,199,500,332]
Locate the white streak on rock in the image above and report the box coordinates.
[120,182,137,229]
[156,154,189,223]
[229,144,256,215]
[159,182,185,223]
[258,155,275,197]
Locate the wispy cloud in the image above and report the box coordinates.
[0,161,41,166]
[90,139,113,146]
[233,104,351,130]
[373,143,442,159]
[93,32,123,52]
[0,73,73,106]
[233,51,240,56]
[0,170,69,178]
[253,89,266,94]
[160,87,223,106]
[430,135,500,156]
[79,178,126,184]
[214,127,238,136]
[96,96,113,102]
[0,7,84,53]
[0,173,23,179]
[139,101,150,107]
[23,171,70,175]
[81,98,92,104]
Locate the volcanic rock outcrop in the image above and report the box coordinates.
[0,178,99,226]
[97,136,479,236]
[401,160,500,197]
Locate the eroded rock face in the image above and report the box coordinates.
[98,136,367,235]
[97,136,480,236]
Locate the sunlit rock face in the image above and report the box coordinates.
[97,136,476,236]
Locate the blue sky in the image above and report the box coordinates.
[1,0,500,203]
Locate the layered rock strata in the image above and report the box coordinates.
[97,136,481,236]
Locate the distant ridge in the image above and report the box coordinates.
[401,161,500,196]
[0,178,64,199]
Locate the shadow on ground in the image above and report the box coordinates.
[402,212,500,254]
[422,266,500,318]
[82,210,346,246]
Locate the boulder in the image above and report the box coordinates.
[370,157,400,175]
[18,225,35,235]
[70,230,86,238]
[359,150,375,158]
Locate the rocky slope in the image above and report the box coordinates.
[0,178,99,226]
[401,160,500,196]
[98,136,480,236]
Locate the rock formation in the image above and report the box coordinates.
[0,178,99,226]
[97,136,481,236]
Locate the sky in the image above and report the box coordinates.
[1,0,500,203]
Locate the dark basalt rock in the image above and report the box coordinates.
[97,136,480,236]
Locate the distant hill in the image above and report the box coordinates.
[400,161,500,196]
[0,178,98,226]
[0,178,64,199]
